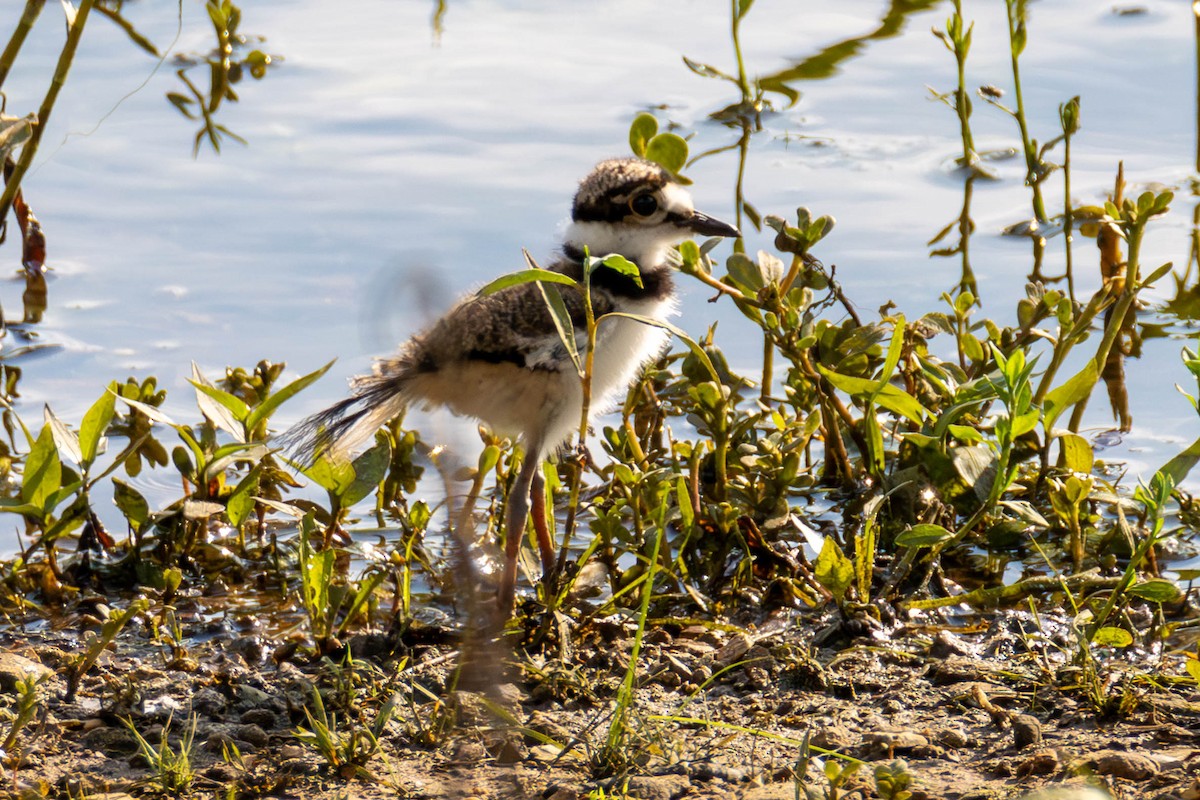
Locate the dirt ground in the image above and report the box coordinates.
[1,600,1198,800]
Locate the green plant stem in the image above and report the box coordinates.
[730,0,750,103]
[1031,296,1104,407]
[0,0,95,222]
[1004,0,1047,223]
[1063,131,1076,303]
[602,521,664,771]
[1085,503,1161,639]
[0,0,46,93]
[951,0,975,164]
[760,335,773,403]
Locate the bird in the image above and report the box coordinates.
[286,157,740,612]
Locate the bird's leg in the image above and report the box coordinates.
[500,448,541,612]
[529,467,556,581]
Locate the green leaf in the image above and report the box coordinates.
[1141,262,1174,287]
[204,442,267,484]
[644,133,688,176]
[1126,578,1182,603]
[226,467,260,529]
[1091,626,1132,648]
[677,239,703,274]
[536,283,582,376]
[116,394,177,426]
[478,444,501,475]
[22,426,62,513]
[1156,435,1200,490]
[681,56,735,83]
[818,367,877,397]
[335,570,387,638]
[999,499,1050,528]
[894,523,953,548]
[245,360,335,435]
[1009,408,1040,439]
[43,406,82,468]
[191,370,249,440]
[79,386,117,468]
[300,454,355,494]
[814,536,854,602]
[675,476,694,530]
[879,315,906,383]
[628,112,658,157]
[344,440,391,507]
[478,268,577,296]
[601,254,642,283]
[1043,361,1098,430]
[1058,433,1094,473]
[112,477,150,531]
[873,383,928,425]
[736,0,755,19]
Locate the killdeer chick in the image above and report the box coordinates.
[288,157,739,611]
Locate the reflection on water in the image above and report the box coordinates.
[95,1,281,155]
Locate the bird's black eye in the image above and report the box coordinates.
[629,193,658,217]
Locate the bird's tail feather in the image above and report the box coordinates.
[281,373,410,465]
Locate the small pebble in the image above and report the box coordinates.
[1012,714,1042,749]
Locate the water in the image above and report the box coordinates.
[4,0,1199,547]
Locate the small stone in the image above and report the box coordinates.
[810,722,855,750]
[0,653,53,693]
[929,630,973,659]
[936,727,971,749]
[679,625,721,646]
[1016,748,1060,777]
[862,729,928,757]
[487,733,527,764]
[493,683,524,708]
[644,628,672,645]
[204,762,241,783]
[657,670,682,689]
[686,761,748,783]
[663,652,692,680]
[530,743,564,762]
[715,634,752,666]
[234,723,269,748]
[743,665,771,690]
[191,688,226,717]
[232,684,273,709]
[1012,714,1041,749]
[347,632,390,658]
[1072,750,1160,780]
[623,774,691,800]
[239,708,276,729]
[451,740,487,763]
[203,731,234,754]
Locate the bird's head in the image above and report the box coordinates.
[564,158,740,268]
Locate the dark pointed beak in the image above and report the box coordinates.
[687,210,741,238]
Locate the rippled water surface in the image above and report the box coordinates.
[5,0,1199,546]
